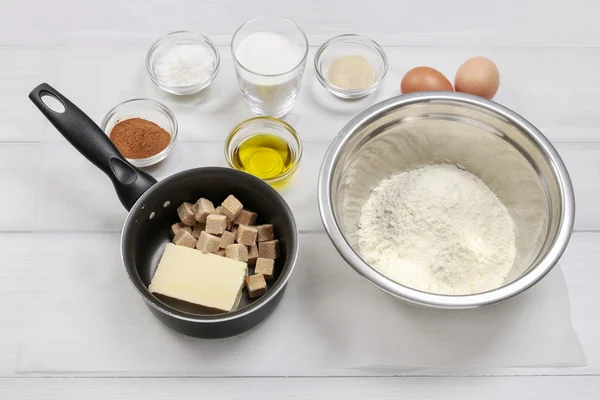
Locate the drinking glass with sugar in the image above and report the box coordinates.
[232,17,308,117]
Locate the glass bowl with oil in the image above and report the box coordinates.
[225,117,302,188]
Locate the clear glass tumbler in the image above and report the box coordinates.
[231,17,309,117]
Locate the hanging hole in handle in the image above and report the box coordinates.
[40,92,66,113]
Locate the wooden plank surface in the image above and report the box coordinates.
[35,45,600,144]
[1,0,599,397]
[2,0,600,47]
[24,140,600,233]
[2,376,599,399]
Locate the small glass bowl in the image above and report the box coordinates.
[146,31,220,95]
[314,34,388,99]
[101,98,178,168]
[225,117,302,188]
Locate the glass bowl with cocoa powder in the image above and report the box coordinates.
[101,98,178,167]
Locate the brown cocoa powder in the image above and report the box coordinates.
[109,118,171,159]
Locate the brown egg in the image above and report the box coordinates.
[401,67,454,94]
[454,56,500,99]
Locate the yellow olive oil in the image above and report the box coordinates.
[232,134,295,182]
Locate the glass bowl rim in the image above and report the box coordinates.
[313,33,389,95]
[224,116,303,183]
[100,98,179,167]
[145,31,221,91]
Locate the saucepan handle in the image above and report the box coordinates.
[29,83,157,211]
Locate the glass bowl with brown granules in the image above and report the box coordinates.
[101,98,178,167]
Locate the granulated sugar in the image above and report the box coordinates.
[358,164,516,295]
[234,31,303,75]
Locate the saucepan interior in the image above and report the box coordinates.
[121,167,299,321]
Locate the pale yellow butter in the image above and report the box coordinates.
[149,243,247,312]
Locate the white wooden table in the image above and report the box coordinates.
[2,1,600,398]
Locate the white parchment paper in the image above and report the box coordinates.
[17,232,585,375]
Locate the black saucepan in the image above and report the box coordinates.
[29,83,299,338]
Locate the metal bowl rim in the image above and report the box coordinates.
[318,91,575,308]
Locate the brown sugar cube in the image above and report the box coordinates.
[177,202,197,226]
[221,195,243,220]
[172,230,197,249]
[231,226,238,238]
[242,268,249,288]
[226,243,248,262]
[192,198,215,223]
[192,222,205,239]
[233,209,258,226]
[219,230,236,249]
[216,249,226,257]
[236,224,258,246]
[256,224,275,242]
[191,222,205,239]
[205,214,227,235]
[217,206,234,230]
[258,239,279,259]
[247,244,259,264]
[171,222,192,236]
[255,258,275,280]
[196,231,220,254]
[246,274,267,298]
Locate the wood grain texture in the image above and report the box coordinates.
[33,45,600,144]
[0,47,60,142]
[1,0,600,396]
[2,0,600,47]
[2,376,599,399]
[21,140,600,233]
[0,144,40,230]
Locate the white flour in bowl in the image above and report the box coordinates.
[358,164,516,295]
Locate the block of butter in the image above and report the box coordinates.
[149,243,247,312]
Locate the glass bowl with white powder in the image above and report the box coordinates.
[146,31,220,95]
[314,34,388,99]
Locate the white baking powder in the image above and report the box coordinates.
[153,44,215,87]
[234,31,303,75]
[358,164,516,295]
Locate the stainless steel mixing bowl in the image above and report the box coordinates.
[318,92,575,308]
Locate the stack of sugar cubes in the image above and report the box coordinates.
[171,195,279,298]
